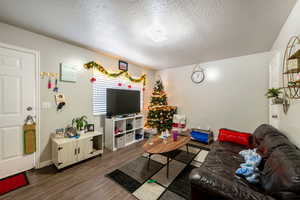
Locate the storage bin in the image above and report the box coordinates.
[126,132,134,144]
[115,135,125,148]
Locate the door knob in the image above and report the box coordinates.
[27,106,33,111]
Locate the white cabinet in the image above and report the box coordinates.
[105,115,144,151]
[52,131,103,169]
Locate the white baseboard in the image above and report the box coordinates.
[37,160,53,169]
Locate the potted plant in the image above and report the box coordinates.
[72,116,88,134]
[265,88,284,104]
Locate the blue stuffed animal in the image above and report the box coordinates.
[235,149,261,184]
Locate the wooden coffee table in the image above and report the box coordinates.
[143,135,191,178]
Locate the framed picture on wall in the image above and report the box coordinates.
[119,60,128,71]
[60,63,77,82]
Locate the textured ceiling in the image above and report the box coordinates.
[0,0,297,69]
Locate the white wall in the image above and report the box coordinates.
[271,1,300,148]
[158,52,271,137]
[0,22,156,163]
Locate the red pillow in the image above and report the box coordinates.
[218,128,252,148]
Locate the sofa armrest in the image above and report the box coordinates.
[189,167,275,200]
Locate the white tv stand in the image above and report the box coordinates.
[51,131,103,169]
[105,114,144,151]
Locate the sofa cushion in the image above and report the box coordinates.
[218,128,252,148]
[253,124,286,146]
[257,133,297,159]
[261,148,300,199]
[201,142,263,191]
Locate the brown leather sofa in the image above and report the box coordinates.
[189,124,300,200]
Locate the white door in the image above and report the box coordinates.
[269,51,282,129]
[0,45,36,179]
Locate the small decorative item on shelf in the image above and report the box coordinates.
[72,116,88,134]
[55,128,65,138]
[288,49,300,71]
[172,114,187,134]
[172,129,178,141]
[85,124,94,132]
[114,127,123,134]
[265,88,284,105]
[65,126,78,138]
[126,123,133,131]
[288,81,297,87]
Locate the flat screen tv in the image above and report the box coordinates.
[106,88,140,117]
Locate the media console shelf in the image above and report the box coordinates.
[52,131,103,169]
[105,114,144,151]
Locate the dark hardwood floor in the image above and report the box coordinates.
[1,141,146,200]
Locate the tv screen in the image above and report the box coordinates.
[106,88,140,117]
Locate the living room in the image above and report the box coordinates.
[0,1,300,200]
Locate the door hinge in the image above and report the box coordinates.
[58,147,63,150]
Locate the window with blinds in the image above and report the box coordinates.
[93,73,143,115]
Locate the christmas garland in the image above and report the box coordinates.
[84,61,146,86]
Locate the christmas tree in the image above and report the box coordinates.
[145,80,177,133]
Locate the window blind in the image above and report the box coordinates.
[93,72,143,115]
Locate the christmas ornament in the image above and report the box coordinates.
[90,77,96,83]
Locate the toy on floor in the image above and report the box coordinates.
[147,179,157,183]
[235,149,261,184]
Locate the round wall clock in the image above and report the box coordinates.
[191,65,205,84]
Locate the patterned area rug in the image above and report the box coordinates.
[107,145,209,200]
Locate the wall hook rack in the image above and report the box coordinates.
[40,72,59,79]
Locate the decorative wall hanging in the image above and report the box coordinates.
[84,61,146,86]
[191,64,205,84]
[282,36,300,99]
[119,60,128,71]
[40,72,59,79]
[281,36,300,114]
[40,72,59,90]
[48,77,52,89]
[53,78,59,92]
[60,63,77,82]
[55,93,66,111]
[23,116,36,154]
